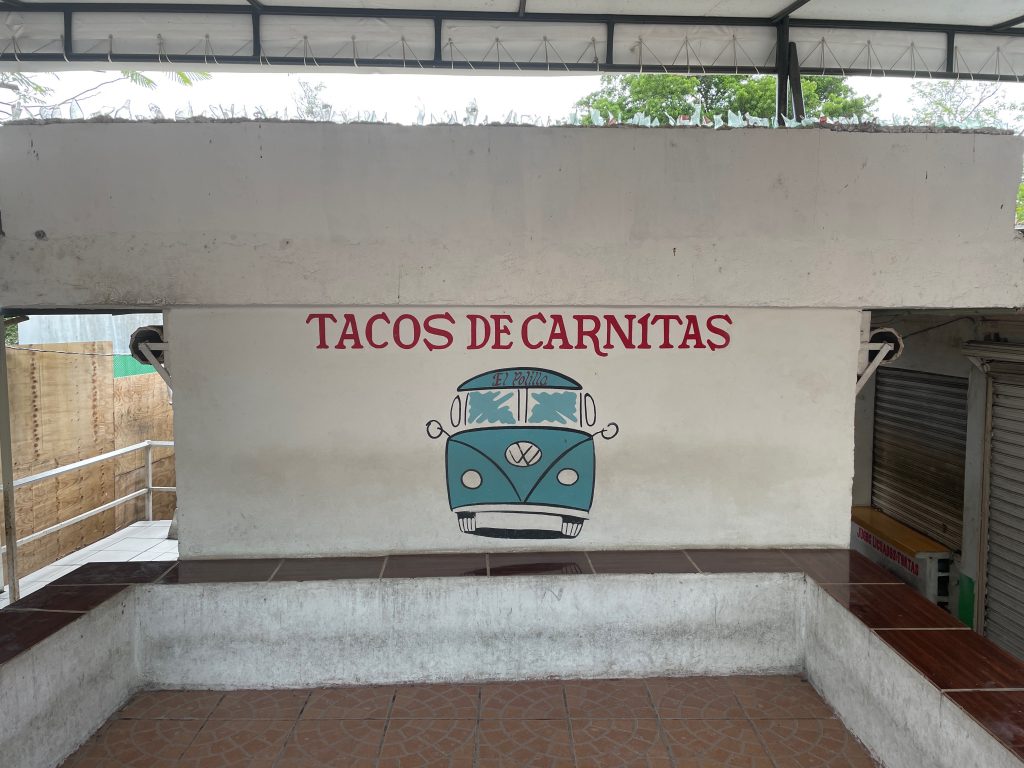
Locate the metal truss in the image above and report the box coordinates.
[1,3,1023,81]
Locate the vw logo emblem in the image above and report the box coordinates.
[505,441,542,467]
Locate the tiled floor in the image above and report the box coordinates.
[0,521,177,608]
[61,677,880,768]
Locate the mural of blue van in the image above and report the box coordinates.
[426,367,618,539]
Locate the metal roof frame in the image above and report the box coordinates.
[3,2,1024,130]
[2,2,1023,79]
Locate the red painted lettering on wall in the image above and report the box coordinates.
[306,311,735,355]
[856,526,920,577]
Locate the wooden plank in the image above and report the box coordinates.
[1,345,175,579]
[113,373,172,477]
[852,506,950,557]
[4,342,114,474]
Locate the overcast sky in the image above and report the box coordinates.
[15,69,1024,126]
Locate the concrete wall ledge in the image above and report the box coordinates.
[138,572,806,688]
[3,552,1024,768]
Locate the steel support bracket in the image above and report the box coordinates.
[856,341,894,395]
[138,342,172,393]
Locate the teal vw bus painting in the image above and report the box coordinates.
[426,368,617,539]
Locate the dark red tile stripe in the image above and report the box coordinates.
[0,610,82,665]
[820,583,966,630]
[876,629,1024,691]
[948,690,1024,762]
[4,583,128,613]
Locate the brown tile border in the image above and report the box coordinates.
[382,554,487,579]
[819,583,968,631]
[274,557,385,582]
[947,690,1024,762]
[587,549,698,574]
[487,551,594,576]
[0,609,83,665]
[3,583,129,614]
[49,561,177,586]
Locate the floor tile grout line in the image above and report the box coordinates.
[374,684,398,767]
[176,690,224,763]
[681,550,703,574]
[944,687,1024,692]
[267,560,284,582]
[269,689,311,768]
[643,678,678,768]
[474,684,482,768]
[583,551,596,575]
[484,554,489,577]
[562,686,579,768]
[746,706,782,768]
[154,561,179,583]
[378,556,389,579]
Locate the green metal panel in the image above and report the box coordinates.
[113,355,153,378]
[958,574,976,628]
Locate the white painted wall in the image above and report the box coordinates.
[0,124,1021,310]
[3,123,1017,556]
[170,306,859,555]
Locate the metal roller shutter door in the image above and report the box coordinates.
[872,367,968,551]
[985,373,1024,659]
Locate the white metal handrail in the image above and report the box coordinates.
[0,440,175,593]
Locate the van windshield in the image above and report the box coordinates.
[466,390,516,425]
[528,391,578,425]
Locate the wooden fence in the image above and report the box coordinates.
[3,342,174,577]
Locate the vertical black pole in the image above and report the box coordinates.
[775,20,790,124]
[946,31,955,75]
[787,42,804,121]
[606,22,615,68]
[433,17,442,66]
[0,311,18,602]
[252,13,261,61]
[63,12,73,60]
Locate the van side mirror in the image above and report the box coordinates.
[599,422,619,440]
[426,419,446,440]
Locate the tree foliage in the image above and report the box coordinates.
[4,322,17,346]
[576,74,878,123]
[911,80,1022,127]
[293,80,336,121]
[1,70,210,122]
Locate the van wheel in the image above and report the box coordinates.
[457,513,477,533]
[561,517,585,538]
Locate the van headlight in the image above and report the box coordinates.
[461,470,482,489]
[557,468,578,486]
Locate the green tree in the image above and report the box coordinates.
[4,322,17,346]
[576,73,877,123]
